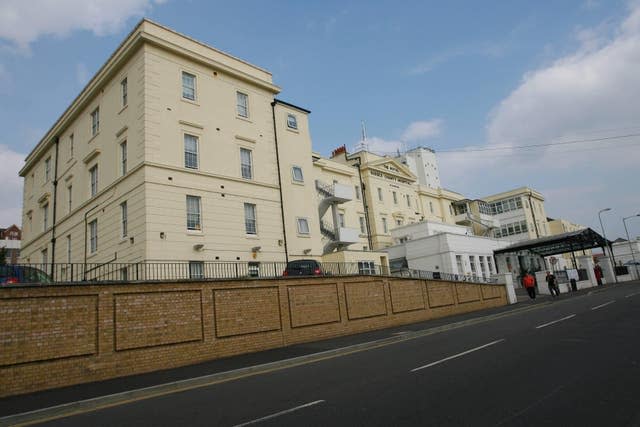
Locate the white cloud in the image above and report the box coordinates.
[439,2,640,238]
[0,145,24,227]
[402,119,442,142]
[0,0,167,50]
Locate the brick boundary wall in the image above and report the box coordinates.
[0,276,506,397]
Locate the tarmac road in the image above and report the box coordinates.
[3,282,640,426]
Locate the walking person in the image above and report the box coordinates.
[523,272,536,300]
[546,271,559,297]
[594,264,603,286]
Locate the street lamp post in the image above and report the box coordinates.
[623,214,640,278]
[598,208,618,283]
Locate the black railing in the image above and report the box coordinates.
[1,261,499,285]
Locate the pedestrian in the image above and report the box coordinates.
[523,272,536,300]
[546,271,559,297]
[594,264,603,286]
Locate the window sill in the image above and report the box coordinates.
[296,234,311,238]
[181,98,200,106]
[87,252,98,259]
[245,234,259,239]
[291,180,305,186]
[119,237,129,245]
[236,115,252,123]
[88,132,100,144]
[286,127,300,134]
[118,104,128,115]
[186,230,204,236]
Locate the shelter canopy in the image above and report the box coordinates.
[493,228,607,257]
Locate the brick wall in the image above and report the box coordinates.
[0,276,506,397]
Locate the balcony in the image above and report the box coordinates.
[320,221,360,254]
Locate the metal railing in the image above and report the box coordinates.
[1,261,500,285]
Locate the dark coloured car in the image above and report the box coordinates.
[282,259,324,276]
[0,265,53,285]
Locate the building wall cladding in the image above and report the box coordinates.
[0,276,506,397]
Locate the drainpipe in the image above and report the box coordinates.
[49,137,60,274]
[270,101,289,263]
[351,156,373,250]
[528,191,540,238]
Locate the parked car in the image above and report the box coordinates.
[0,265,53,285]
[282,259,324,276]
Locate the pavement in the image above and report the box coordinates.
[0,282,640,425]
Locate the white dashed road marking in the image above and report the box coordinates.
[233,400,325,427]
[535,314,576,329]
[591,301,615,310]
[411,339,505,372]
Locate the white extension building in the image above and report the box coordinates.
[385,220,510,280]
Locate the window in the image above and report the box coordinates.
[43,203,49,230]
[89,220,98,254]
[27,212,32,233]
[358,261,376,275]
[244,203,257,234]
[429,201,434,214]
[406,194,411,207]
[69,134,74,158]
[182,72,196,100]
[67,185,72,213]
[67,235,71,263]
[449,205,454,215]
[186,195,201,231]
[382,217,388,233]
[120,201,128,238]
[42,248,48,266]
[91,107,100,136]
[89,165,98,197]
[377,188,383,202]
[248,262,260,278]
[189,261,204,279]
[456,255,464,274]
[184,134,199,169]
[287,113,298,129]
[392,191,398,204]
[120,267,128,281]
[120,141,127,176]
[121,77,128,107]
[470,256,477,275]
[487,257,494,274]
[338,213,345,228]
[359,216,366,234]
[236,91,249,118]
[44,157,51,182]
[240,148,252,179]
[355,186,361,200]
[291,166,304,182]
[297,217,310,234]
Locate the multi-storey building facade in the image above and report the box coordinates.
[19,20,390,274]
[18,19,567,281]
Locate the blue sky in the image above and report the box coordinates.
[1,0,639,240]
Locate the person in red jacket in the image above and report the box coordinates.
[594,264,603,286]
[523,272,536,300]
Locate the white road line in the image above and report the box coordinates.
[233,400,325,427]
[410,339,505,372]
[535,314,576,329]
[591,300,615,310]
[625,292,640,298]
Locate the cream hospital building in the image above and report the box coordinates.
[20,19,572,279]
